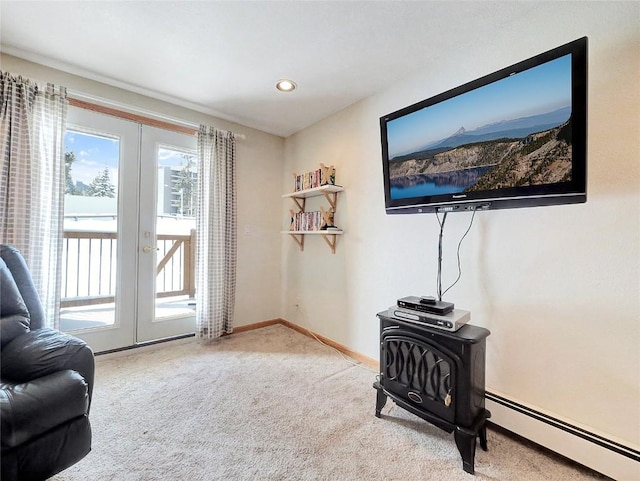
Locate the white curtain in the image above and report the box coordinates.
[0,71,67,328]
[196,126,237,340]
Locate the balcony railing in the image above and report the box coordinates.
[61,229,196,308]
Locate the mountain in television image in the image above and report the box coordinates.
[389,116,573,199]
[390,106,571,163]
[432,106,570,150]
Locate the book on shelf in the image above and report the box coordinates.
[290,210,323,231]
[293,164,336,192]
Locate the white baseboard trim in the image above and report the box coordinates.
[485,391,640,480]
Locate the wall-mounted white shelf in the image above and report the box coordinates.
[282,184,343,212]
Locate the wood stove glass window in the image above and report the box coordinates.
[382,334,456,423]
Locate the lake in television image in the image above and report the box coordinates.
[386,54,574,200]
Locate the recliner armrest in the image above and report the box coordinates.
[1,329,95,408]
[1,369,89,450]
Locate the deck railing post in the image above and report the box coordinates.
[188,228,196,299]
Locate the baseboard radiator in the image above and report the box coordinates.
[485,391,639,480]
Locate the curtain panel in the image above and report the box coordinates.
[196,126,237,340]
[0,71,67,328]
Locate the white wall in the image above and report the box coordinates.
[3,2,638,476]
[1,53,285,328]
[281,3,639,478]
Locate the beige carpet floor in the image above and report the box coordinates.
[52,324,608,480]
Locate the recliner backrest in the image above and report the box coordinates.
[0,245,44,330]
[0,258,30,348]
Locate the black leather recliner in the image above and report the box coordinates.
[1,244,94,480]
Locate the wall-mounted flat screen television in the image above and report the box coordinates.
[380,37,587,214]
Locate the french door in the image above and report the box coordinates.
[61,107,197,352]
[137,126,198,343]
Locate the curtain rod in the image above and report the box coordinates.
[67,90,246,140]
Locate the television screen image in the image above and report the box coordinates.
[380,37,587,214]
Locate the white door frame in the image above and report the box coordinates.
[63,108,196,352]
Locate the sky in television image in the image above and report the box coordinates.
[386,54,572,160]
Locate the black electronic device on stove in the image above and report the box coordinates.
[397,295,454,315]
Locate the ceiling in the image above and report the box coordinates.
[1,1,544,137]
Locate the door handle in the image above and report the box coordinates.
[142,245,158,253]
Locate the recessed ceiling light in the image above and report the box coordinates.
[276,79,297,92]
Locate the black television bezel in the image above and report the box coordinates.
[380,37,588,214]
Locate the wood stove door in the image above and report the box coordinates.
[381,331,459,423]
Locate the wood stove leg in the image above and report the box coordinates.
[374,383,387,418]
[479,425,488,451]
[454,428,477,475]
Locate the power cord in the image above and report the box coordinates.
[440,209,477,299]
[307,328,378,374]
[294,302,378,373]
[436,212,448,301]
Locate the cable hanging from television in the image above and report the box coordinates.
[436,210,477,301]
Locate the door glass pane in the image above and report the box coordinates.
[154,147,197,321]
[61,130,119,331]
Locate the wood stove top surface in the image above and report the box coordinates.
[377,311,490,342]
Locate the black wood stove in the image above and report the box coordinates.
[374,311,491,474]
